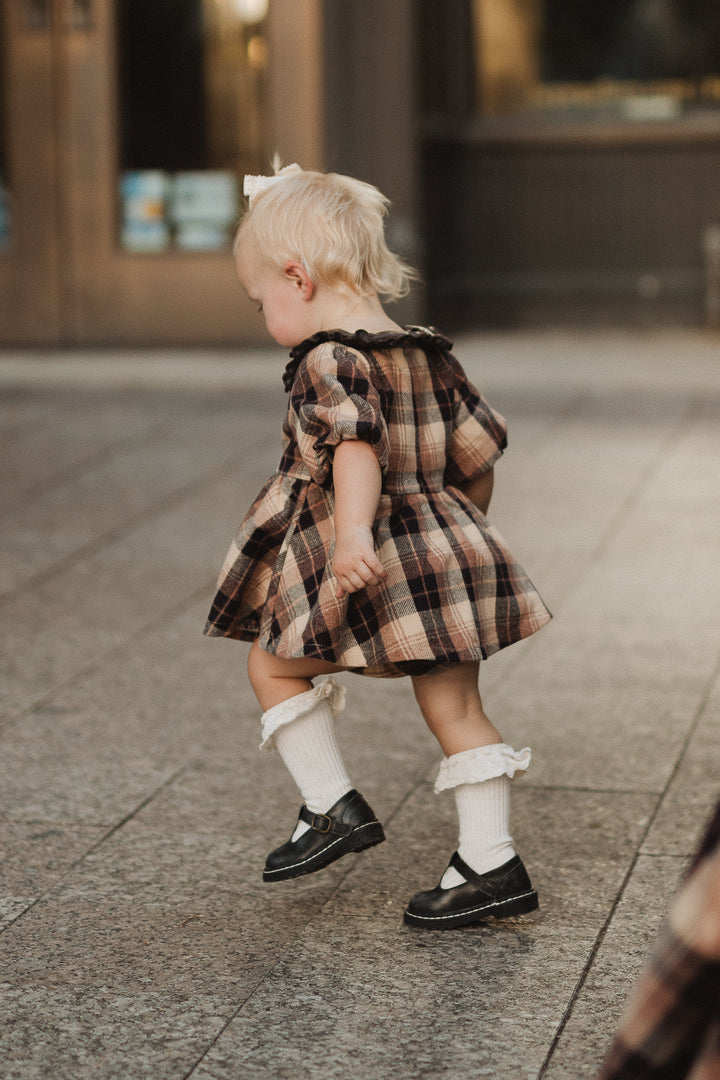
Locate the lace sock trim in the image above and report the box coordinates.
[259,677,346,751]
[434,743,531,793]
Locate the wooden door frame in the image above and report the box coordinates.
[0,0,62,343]
[2,0,325,346]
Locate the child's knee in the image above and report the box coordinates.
[412,665,480,720]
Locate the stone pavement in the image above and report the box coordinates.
[0,329,718,1080]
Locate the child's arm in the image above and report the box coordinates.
[457,467,495,515]
[332,440,388,599]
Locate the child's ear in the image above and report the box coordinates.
[283,261,315,300]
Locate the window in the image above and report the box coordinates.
[472,0,720,120]
[115,0,268,251]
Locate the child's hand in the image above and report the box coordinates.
[332,526,388,599]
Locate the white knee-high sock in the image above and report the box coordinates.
[272,702,352,814]
[434,744,531,889]
[440,776,515,887]
[260,679,352,839]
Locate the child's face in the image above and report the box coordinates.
[236,247,313,348]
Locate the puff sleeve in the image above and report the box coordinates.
[444,356,508,487]
[290,342,390,486]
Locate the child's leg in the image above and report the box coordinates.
[247,642,385,880]
[405,662,537,928]
[412,662,521,874]
[248,640,351,813]
[411,660,502,756]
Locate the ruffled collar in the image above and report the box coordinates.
[282,326,453,392]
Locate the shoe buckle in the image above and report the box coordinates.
[311,812,332,834]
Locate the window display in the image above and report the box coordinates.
[116,0,267,251]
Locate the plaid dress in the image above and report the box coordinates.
[596,797,720,1080]
[204,328,551,677]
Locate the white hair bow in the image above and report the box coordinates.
[243,163,301,204]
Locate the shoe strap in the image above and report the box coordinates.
[450,850,521,890]
[299,804,353,837]
[450,851,488,889]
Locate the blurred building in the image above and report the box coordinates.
[1,0,720,345]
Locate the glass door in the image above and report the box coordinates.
[0,0,323,345]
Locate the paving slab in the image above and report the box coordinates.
[0,473,267,722]
[484,397,720,795]
[0,822,107,894]
[0,387,280,595]
[642,665,720,858]
[1,391,163,512]
[188,914,575,1080]
[543,855,688,1080]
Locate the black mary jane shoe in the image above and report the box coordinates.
[263,789,385,882]
[403,852,539,929]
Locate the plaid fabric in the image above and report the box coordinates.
[205,328,551,677]
[597,799,720,1080]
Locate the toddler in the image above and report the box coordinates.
[205,163,551,928]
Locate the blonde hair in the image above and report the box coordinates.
[235,167,416,301]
